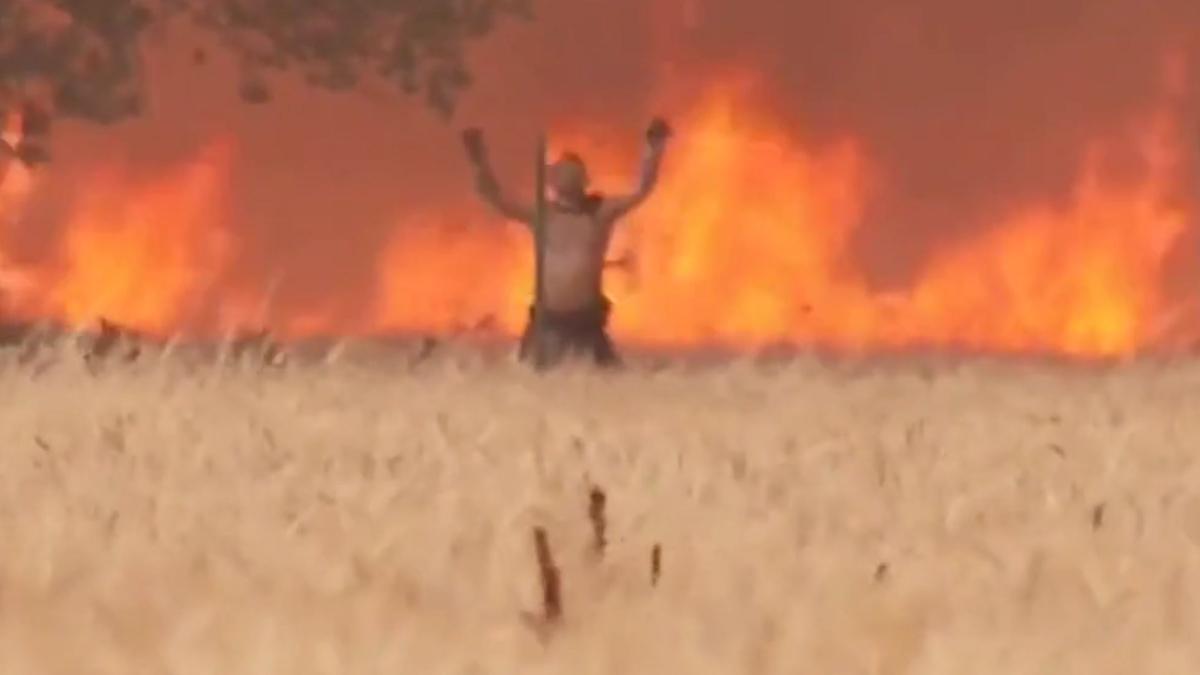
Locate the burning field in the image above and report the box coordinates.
[1,0,1200,671]
[2,66,1199,357]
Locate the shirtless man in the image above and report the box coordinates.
[463,118,671,368]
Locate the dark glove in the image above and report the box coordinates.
[646,117,672,145]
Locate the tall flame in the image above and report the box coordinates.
[372,216,530,336]
[0,75,1194,357]
[908,125,1185,355]
[0,111,38,307]
[5,139,235,334]
[503,80,1188,356]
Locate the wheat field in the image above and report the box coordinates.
[0,339,1199,674]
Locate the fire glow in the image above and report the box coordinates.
[0,77,1194,358]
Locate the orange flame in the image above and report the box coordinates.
[372,216,530,336]
[0,111,38,307]
[7,139,235,333]
[558,86,871,348]
[0,77,1194,358]
[908,126,1186,355]
[529,81,1188,356]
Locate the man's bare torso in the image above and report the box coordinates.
[541,203,615,311]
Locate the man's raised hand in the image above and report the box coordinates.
[646,117,672,147]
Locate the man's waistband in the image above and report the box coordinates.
[528,297,612,329]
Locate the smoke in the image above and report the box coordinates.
[6,0,1200,324]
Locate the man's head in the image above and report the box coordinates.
[549,152,589,201]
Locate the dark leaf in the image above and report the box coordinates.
[0,0,534,159]
[239,78,272,104]
[20,102,53,137]
[15,142,51,166]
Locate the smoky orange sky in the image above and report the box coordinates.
[1,0,1199,355]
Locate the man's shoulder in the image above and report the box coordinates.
[583,193,605,215]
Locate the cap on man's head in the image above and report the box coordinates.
[549,151,588,188]
[556,151,584,166]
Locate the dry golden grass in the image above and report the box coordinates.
[1,341,1199,673]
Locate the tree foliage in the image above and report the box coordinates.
[0,0,532,163]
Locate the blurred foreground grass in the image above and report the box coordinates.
[0,341,1198,673]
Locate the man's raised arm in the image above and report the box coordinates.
[462,128,534,225]
[599,118,672,223]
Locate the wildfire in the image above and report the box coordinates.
[0,75,1194,358]
[907,124,1186,355]
[0,112,38,304]
[372,215,530,337]
[1,138,235,334]
[505,80,1190,357]
[555,86,871,349]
